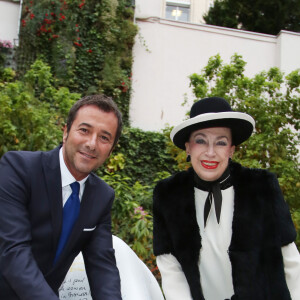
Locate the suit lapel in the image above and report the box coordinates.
[77,175,98,225]
[42,147,63,254]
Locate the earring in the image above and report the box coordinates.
[186,155,191,162]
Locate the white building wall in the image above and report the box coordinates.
[130,18,296,131]
[0,1,21,45]
[1,0,300,132]
[130,0,300,132]
[134,0,163,19]
[158,0,213,23]
[276,31,300,75]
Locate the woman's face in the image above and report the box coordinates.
[185,127,235,182]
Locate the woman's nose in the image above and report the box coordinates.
[206,144,216,156]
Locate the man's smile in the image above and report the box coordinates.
[79,151,97,160]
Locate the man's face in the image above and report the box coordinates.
[62,105,118,181]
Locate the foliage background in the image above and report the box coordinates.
[0,0,299,280]
[168,53,300,248]
[204,0,300,35]
[1,0,164,271]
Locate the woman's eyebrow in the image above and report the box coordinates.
[193,132,206,138]
[216,135,229,140]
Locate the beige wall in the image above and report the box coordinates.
[130,16,300,131]
[134,0,163,19]
[135,0,213,23]
[276,31,300,75]
[0,1,21,44]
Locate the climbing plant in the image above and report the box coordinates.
[17,0,137,124]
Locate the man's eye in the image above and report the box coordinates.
[100,135,109,142]
[79,128,88,133]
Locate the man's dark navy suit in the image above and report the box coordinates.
[0,146,122,300]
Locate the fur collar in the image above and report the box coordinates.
[153,161,296,300]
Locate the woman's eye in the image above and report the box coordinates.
[195,138,206,144]
[217,140,227,146]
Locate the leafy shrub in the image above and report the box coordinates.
[0,60,80,156]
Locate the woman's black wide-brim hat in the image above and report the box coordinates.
[170,97,255,150]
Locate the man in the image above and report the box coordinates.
[0,94,123,299]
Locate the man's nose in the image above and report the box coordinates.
[86,135,97,150]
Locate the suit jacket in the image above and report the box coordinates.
[153,162,296,300]
[0,147,122,300]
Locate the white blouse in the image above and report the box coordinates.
[157,186,300,300]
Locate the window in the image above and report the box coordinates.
[165,1,190,22]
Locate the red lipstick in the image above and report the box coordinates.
[201,160,219,169]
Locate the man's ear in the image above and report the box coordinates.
[62,125,68,144]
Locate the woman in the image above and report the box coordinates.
[153,97,300,300]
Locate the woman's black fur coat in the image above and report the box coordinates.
[153,161,296,300]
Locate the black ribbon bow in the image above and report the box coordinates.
[194,167,232,227]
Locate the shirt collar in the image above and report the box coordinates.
[59,147,89,188]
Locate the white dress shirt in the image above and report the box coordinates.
[157,186,300,300]
[59,148,88,205]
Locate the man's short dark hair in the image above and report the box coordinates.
[66,94,123,149]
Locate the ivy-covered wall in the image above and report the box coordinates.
[17,0,137,125]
